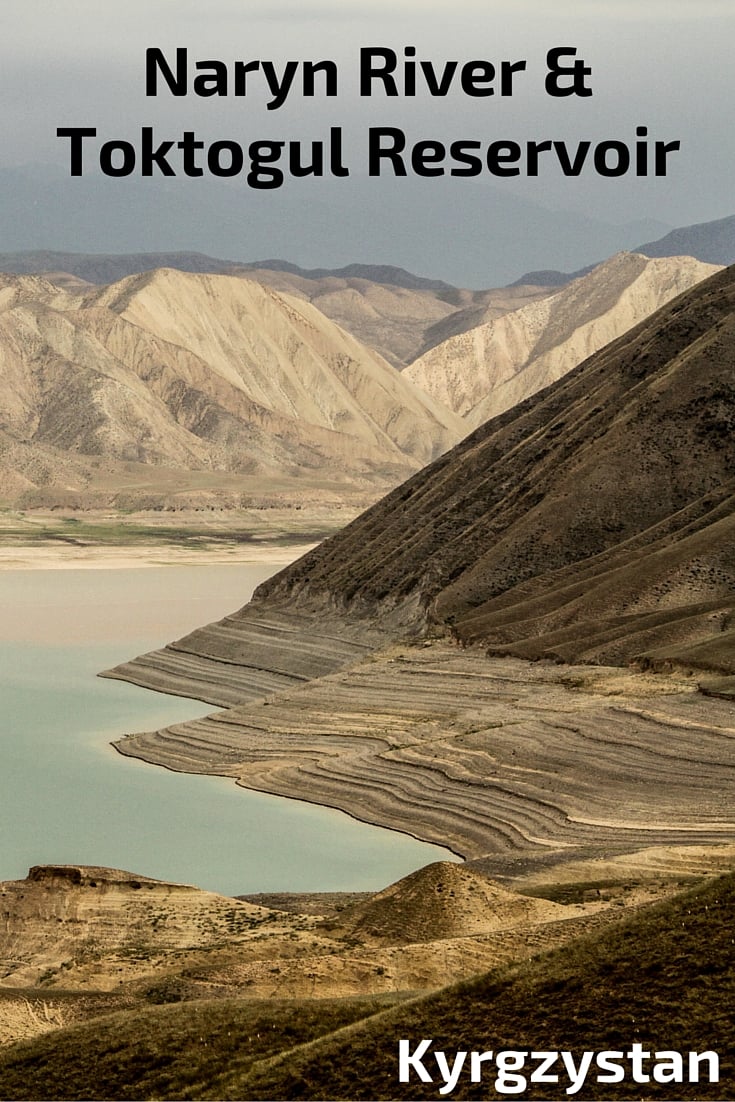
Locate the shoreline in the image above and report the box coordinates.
[111,644,735,872]
[0,541,319,571]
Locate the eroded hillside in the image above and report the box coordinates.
[0,269,462,510]
[405,252,721,424]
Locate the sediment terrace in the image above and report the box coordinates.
[113,644,735,865]
[104,605,392,707]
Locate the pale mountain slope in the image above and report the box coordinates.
[0,269,463,507]
[237,267,554,368]
[90,269,462,462]
[405,253,721,426]
[0,250,558,370]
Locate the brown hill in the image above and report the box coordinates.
[212,872,735,1101]
[0,269,463,509]
[405,252,720,424]
[112,263,735,705]
[332,862,563,944]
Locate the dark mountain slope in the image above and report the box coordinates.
[250,264,735,672]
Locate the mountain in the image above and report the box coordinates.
[229,265,552,370]
[405,252,721,424]
[636,212,735,265]
[509,211,735,289]
[0,250,556,370]
[0,252,454,291]
[108,265,735,871]
[244,262,735,673]
[0,269,463,509]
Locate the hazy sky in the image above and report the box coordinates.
[0,1,732,281]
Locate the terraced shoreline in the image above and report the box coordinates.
[111,642,735,869]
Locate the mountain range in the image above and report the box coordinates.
[0,249,560,369]
[0,240,724,513]
[0,268,461,509]
[3,225,735,1100]
[231,264,735,673]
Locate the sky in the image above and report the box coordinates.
[0,0,733,285]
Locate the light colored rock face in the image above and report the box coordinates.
[405,253,722,426]
[0,865,277,989]
[0,269,463,506]
[238,267,554,368]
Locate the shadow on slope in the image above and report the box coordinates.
[228,872,735,1101]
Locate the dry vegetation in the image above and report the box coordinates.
[0,865,731,1100]
[2,260,734,1099]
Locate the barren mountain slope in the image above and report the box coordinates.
[240,267,553,368]
[0,269,463,507]
[0,251,556,370]
[405,252,720,424]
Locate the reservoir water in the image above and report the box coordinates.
[0,562,453,896]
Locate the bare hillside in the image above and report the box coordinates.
[0,251,556,370]
[0,269,463,509]
[406,252,720,425]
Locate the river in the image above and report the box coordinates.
[0,562,453,896]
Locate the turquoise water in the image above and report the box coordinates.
[0,565,454,896]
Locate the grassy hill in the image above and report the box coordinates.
[225,872,734,1100]
[0,873,731,1100]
